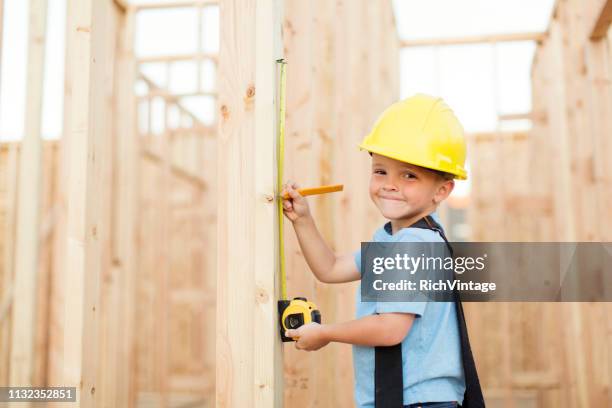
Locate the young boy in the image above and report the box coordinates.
[282,94,479,408]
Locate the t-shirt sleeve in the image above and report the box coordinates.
[374,228,431,317]
[375,300,427,317]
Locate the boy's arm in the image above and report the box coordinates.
[293,216,360,283]
[283,182,359,283]
[286,313,415,350]
[324,313,415,346]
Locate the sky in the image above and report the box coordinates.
[0,0,555,143]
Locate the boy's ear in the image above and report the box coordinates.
[433,179,455,204]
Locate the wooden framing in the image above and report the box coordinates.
[102,4,137,407]
[129,2,218,404]
[9,0,48,391]
[273,1,400,405]
[141,148,207,190]
[4,1,609,407]
[586,15,612,244]
[281,0,319,404]
[133,0,218,11]
[467,0,612,406]
[216,0,283,406]
[590,0,612,39]
[138,73,212,132]
[138,90,217,99]
[498,112,534,121]
[0,144,19,385]
[61,0,110,404]
[399,32,547,47]
[0,284,12,323]
[112,0,128,13]
[137,52,218,64]
[546,15,576,241]
[0,0,219,405]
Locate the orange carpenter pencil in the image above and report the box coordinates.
[282,184,343,199]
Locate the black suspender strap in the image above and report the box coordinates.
[374,216,486,408]
[375,343,403,408]
[415,216,485,408]
[453,291,485,408]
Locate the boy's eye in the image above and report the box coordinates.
[373,169,386,175]
[403,172,416,179]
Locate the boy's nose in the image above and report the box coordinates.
[382,183,398,192]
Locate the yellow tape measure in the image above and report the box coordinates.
[277,59,288,301]
[275,60,321,343]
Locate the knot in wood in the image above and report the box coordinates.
[256,287,269,304]
[220,105,230,121]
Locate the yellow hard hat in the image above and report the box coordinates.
[359,94,468,180]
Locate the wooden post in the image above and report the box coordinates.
[9,0,48,394]
[216,0,283,406]
[282,0,317,404]
[157,99,170,408]
[95,2,122,406]
[62,0,109,405]
[310,1,340,403]
[548,17,576,241]
[0,144,19,385]
[112,7,138,407]
[585,0,612,243]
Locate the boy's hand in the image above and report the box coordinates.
[285,323,329,351]
[281,181,311,223]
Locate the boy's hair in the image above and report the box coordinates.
[432,169,455,181]
[368,152,455,181]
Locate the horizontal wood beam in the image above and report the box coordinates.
[498,112,533,121]
[137,90,218,99]
[468,132,529,142]
[141,147,207,190]
[138,72,209,128]
[168,127,216,137]
[0,140,59,150]
[133,0,217,11]
[137,53,218,64]
[590,0,612,39]
[400,32,547,47]
[498,111,547,123]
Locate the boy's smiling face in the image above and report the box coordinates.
[369,153,454,230]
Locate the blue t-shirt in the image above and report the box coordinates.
[352,213,466,407]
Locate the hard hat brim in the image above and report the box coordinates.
[358,143,468,180]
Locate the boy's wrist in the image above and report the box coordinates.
[292,214,314,228]
[319,323,334,343]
